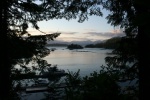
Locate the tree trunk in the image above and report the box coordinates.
[138,26,150,100]
[0,1,12,100]
[137,5,150,100]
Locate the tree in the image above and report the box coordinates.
[85,37,121,49]
[67,44,83,50]
[1,0,103,99]
[104,37,139,99]
[64,69,120,100]
[101,0,150,99]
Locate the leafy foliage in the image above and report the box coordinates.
[1,0,103,99]
[64,70,83,100]
[104,36,139,99]
[64,68,120,100]
[99,0,150,99]
[2,0,148,99]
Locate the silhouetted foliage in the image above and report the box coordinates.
[64,69,120,100]
[101,37,121,49]
[104,36,139,99]
[2,0,149,99]
[67,44,83,50]
[1,0,103,99]
[65,0,149,99]
[85,37,121,49]
[85,44,96,48]
[99,0,150,99]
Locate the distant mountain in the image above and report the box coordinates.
[46,43,68,46]
[85,37,122,49]
[46,40,103,46]
[47,40,68,45]
[69,40,98,46]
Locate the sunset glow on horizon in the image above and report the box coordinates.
[27,9,125,42]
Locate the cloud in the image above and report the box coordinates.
[61,31,78,35]
[40,30,125,42]
[84,30,125,38]
[84,28,97,31]
[28,29,78,36]
[56,36,90,42]
[28,28,125,42]
[47,30,78,35]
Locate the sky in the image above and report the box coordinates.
[27,9,124,42]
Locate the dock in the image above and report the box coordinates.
[26,86,50,93]
[25,83,75,93]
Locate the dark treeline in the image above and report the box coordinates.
[1,0,102,100]
[85,37,121,49]
[1,0,150,99]
[46,43,68,47]
[67,44,83,50]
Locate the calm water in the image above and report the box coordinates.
[20,47,137,100]
[44,46,113,77]
[20,47,114,100]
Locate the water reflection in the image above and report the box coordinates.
[44,46,112,77]
[19,47,113,100]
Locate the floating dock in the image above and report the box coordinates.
[26,86,49,93]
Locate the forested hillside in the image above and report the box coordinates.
[85,37,121,49]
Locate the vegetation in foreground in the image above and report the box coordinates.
[2,0,149,99]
